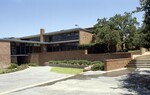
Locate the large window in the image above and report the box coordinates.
[45,32,79,42]
[21,37,40,42]
[11,43,40,55]
[47,42,79,52]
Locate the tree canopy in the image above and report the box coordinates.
[139,0,150,48]
[109,12,139,50]
[93,12,140,52]
[93,18,120,52]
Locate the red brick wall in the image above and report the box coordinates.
[79,31,93,45]
[40,28,45,42]
[104,58,131,71]
[39,50,86,64]
[0,41,11,68]
[28,53,39,64]
[28,50,131,70]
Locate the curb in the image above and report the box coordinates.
[82,68,128,75]
[0,75,74,95]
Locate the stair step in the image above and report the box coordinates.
[127,65,150,68]
[127,66,150,68]
[128,64,150,66]
[130,60,150,64]
[127,59,150,68]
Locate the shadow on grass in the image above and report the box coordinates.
[121,70,150,95]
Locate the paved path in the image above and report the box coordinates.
[1,67,150,95]
[0,66,71,94]
[7,68,150,95]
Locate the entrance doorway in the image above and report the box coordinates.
[17,56,28,65]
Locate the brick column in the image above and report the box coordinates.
[40,28,46,52]
[40,28,45,42]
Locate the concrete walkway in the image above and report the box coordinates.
[0,66,72,94]
[135,54,150,60]
[6,68,150,95]
[132,52,150,59]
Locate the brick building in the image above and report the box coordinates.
[0,28,131,70]
[0,28,93,66]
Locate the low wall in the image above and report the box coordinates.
[38,50,131,63]
[28,50,132,71]
[104,58,131,71]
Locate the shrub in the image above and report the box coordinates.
[8,63,18,69]
[49,60,61,64]
[17,64,28,71]
[28,63,38,66]
[0,64,29,75]
[49,60,104,71]
[91,62,104,71]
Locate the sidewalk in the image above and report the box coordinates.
[0,66,72,94]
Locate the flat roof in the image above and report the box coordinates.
[0,39,45,44]
[20,28,91,39]
[0,39,79,45]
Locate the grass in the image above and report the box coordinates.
[128,50,140,53]
[51,67,83,74]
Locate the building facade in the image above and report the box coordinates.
[0,28,131,71]
[0,28,93,66]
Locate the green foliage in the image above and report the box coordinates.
[93,12,140,51]
[139,0,150,48]
[109,12,139,50]
[79,43,96,49]
[49,60,104,67]
[28,63,38,66]
[17,64,29,71]
[91,63,104,71]
[8,63,18,69]
[0,64,28,74]
[132,28,145,47]
[93,18,121,52]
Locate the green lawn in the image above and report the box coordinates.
[51,67,83,74]
[128,50,140,53]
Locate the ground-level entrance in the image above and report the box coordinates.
[11,55,29,65]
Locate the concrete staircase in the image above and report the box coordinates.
[127,60,150,68]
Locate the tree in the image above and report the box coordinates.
[109,12,139,50]
[132,28,145,48]
[93,18,121,52]
[93,12,139,52]
[139,0,150,48]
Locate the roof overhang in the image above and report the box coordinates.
[0,39,79,45]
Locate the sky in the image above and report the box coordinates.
[0,0,143,38]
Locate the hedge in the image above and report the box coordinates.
[49,60,104,70]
